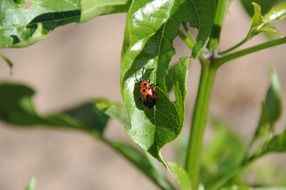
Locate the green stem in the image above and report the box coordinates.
[208,0,230,52]
[214,37,286,67]
[219,36,248,55]
[185,61,217,189]
[178,30,195,49]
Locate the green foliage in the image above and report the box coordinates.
[0,82,174,190]
[0,0,80,48]
[0,83,44,125]
[220,3,286,55]
[0,82,111,133]
[120,0,191,160]
[248,3,286,39]
[0,0,133,48]
[1,1,286,190]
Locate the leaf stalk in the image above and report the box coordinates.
[214,37,286,67]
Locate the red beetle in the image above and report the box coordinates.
[135,69,157,108]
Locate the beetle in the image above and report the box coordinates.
[135,69,157,108]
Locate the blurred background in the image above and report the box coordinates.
[0,1,286,189]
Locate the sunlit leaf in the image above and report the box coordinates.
[0,0,134,47]
[121,0,191,159]
[247,3,286,39]
[264,4,286,23]
[0,0,81,48]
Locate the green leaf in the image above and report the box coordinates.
[47,101,110,135]
[249,69,282,150]
[25,177,36,190]
[251,3,264,30]
[0,83,44,125]
[0,0,80,48]
[0,82,109,135]
[0,0,133,47]
[121,0,191,159]
[169,58,189,123]
[0,82,174,190]
[95,98,130,127]
[264,4,286,24]
[80,0,131,22]
[168,162,191,190]
[247,3,286,39]
[188,0,216,57]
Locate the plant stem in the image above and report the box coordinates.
[208,0,230,52]
[185,60,217,189]
[214,37,286,67]
[219,37,248,55]
[178,30,195,49]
